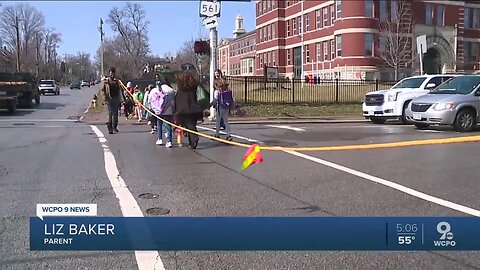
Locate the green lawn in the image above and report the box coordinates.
[235,103,362,117]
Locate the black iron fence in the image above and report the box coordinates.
[223,76,397,104]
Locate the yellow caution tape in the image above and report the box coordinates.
[118,80,480,151]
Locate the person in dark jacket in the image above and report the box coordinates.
[174,72,203,149]
[101,67,124,134]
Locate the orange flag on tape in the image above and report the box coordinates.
[241,144,263,170]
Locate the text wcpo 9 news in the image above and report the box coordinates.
[31,204,480,251]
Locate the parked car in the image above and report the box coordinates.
[39,80,60,95]
[81,80,90,87]
[362,74,459,124]
[405,75,480,132]
[70,81,81,89]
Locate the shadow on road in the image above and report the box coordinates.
[37,102,66,110]
[0,109,36,117]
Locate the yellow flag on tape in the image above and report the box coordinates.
[241,144,263,170]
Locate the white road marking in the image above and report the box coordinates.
[265,125,306,132]
[197,125,260,143]
[90,125,165,270]
[217,129,480,217]
[417,130,445,133]
[0,119,77,122]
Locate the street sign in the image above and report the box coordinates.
[199,0,221,17]
[203,16,219,29]
[416,35,427,55]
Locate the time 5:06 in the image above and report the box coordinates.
[396,224,418,233]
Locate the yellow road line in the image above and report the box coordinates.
[118,80,480,152]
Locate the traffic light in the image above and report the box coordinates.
[194,40,209,55]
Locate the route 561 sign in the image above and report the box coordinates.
[199,0,221,18]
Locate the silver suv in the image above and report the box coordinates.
[405,75,480,132]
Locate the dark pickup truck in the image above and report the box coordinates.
[0,72,40,114]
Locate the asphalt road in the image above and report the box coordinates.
[1,86,480,269]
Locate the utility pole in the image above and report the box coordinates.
[208,26,218,121]
[36,33,40,78]
[14,15,20,72]
[99,18,104,78]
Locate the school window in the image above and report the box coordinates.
[464,8,471,28]
[331,39,335,60]
[323,7,329,27]
[336,35,342,57]
[365,0,374,18]
[267,52,270,66]
[426,3,433,25]
[331,5,335,25]
[268,24,271,40]
[293,18,297,35]
[263,0,266,12]
[316,42,322,62]
[324,41,329,61]
[272,52,276,66]
[305,45,310,63]
[391,0,399,20]
[380,0,387,21]
[336,0,342,19]
[305,14,310,32]
[364,33,373,56]
[464,42,479,62]
[287,1,290,7]
[316,10,322,29]
[287,20,291,36]
[380,36,387,52]
[272,0,276,9]
[260,54,263,68]
[267,0,270,11]
[272,23,276,39]
[298,16,302,33]
[248,58,254,73]
[287,49,291,65]
[473,9,480,29]
[436,5,445,26]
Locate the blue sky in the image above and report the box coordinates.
[7,1,255,59]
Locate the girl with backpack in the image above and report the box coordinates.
[212,80,233,141]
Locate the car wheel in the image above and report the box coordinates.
[415,123,430,130]
[370,117,387,124]
[454,109,476,132]
[401,101,411,125]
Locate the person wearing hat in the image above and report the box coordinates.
[101,67,124,134]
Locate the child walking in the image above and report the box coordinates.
[213,80,233,141]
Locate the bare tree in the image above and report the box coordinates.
[175,39,210,77]
[107,3,150,78]
[19,4,45,70]
[376,0,414,81]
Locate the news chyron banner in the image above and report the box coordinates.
[31,205,480,250]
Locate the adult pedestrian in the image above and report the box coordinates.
[101,67,124,134]
[174,72,203,149]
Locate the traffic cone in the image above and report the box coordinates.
[176,128,183,147]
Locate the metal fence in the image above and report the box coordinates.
[223,76,397,104]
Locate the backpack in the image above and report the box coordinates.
[219,90,234,109]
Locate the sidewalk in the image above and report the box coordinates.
[81,107,367,125]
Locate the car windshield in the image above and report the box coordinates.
[430,76,480,95]
[40,81,54,85]
[391,77,427,89]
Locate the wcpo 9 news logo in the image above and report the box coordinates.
[434,221,455,247]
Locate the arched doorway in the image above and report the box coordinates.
[423,47,442,74]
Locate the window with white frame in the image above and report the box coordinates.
[464,8,471,28]
[305,45,310,63]
[267,0,270,11]
[426,3,433,25]
[336,35,342,57]
[364,33,373,56]
[260,54,263,68]
[464,42,479,62]
[436,5,445,26]
[263,0,266,12]
[272,23,276,39]
[380,36,387,52]
[391,0,399,20]
[305,13,310,32]
[331,5,335,25]
[287,20,291,36]
[272,0,276,9]
[248,58,254,73]
[365,0,374,18]
[287,49,291,65]
[331,39,335,60]
[473,9,480,29]
[380,0,387,21]
[324,41,329,60]
[316,10,321,29]
[293,18,297,35]
[268,24,271,40]
[336,0,342,19]
[272,52,276,66]
[298,16,302,33]
[316,42,322,62]
[323,7,329,27]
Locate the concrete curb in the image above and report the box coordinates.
[202,119,369,125]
